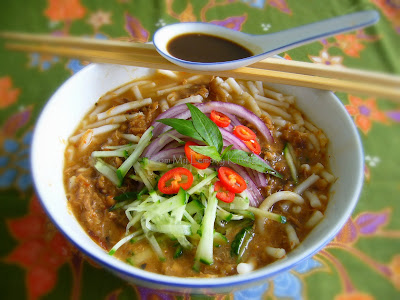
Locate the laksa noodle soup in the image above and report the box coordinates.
[64,70,335,277]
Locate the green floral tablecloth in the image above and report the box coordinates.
[1,0,399,299]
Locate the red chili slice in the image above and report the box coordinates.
[184,141,211,169]
[218,166,247,194]
[233,125,257,141]
[214,181,235,203]
[244,140,261,155]
[210,110,231,128]
[158,167,194,194]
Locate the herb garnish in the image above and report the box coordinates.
[157,103,281,178]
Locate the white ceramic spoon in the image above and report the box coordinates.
[153,10,379,71]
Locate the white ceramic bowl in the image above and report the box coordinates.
[31,63,364,294]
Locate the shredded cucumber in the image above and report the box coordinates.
[284,143,298,184]
[116,126,153,186]
[193,189,218,270]
[94,159,120,186]
[187,172,218,195]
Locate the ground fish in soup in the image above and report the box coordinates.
[64,70,334,277]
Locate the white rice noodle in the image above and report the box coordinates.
[246,81,260,96]
[257,191,304,230]
[304,120,318,133]
[294,174,320,195]
[242,92,262,117]
[132,85,143,100]
[160,99,169,112]
[319,195,328,201]
[304,190,322,208]
[285,224,300,249]
[308,133,320,152]
[84,112,142,130]
[317,131,329,148]
[157,69,179,79]
[263,87,284,101]
[70,124,120,144]
[301,164,311,173]
[291,124,301,131]
[97,98,152,120]
[68,176,76,190]
[101,80,151,101]
[65,145,75,162]
[237,262,255,274]
[257,102,292,120]
[305,210,324,228]
[78,129,93,151]
[271,117,287,127]
[238,83,249,93]
[260,109,272,119]
[259,191,304,211]
[220,81,232,92]
[140,82,156,89]
[166,92,178,103]
[174,94,203,106]
[313,162,324,174]
[265,246,286,259]
[186,75,205,83]
[213,76,224,86]
[156,83,192,96]
[255,94,290,108]
[292,110,305,125]
[121,134,140,143]
[292,206,301,213]
[255,81,264,96]
[89,103,108,120]
[320,170,335,183]
[226,78,244,95]
[217,86,231,99]
[284,95,295,104]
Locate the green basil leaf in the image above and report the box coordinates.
[157,118,204,141]
[222,149,282,178]
[189,145,221,162]
[186,103,223,153]
[221,144,233,157]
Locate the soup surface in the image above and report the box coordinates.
[64,71,334,277]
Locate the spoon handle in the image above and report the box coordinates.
[253,10,379,55]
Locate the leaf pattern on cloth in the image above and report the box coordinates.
[355,210,390,235]
[345,95,389,135]
[371,0,400,34]
[210,15,247,31]
[124,12,149,42]
[0,77,20,108]
[44,0,86,21]
[5,196,74,300]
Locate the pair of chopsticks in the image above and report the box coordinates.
[1,31,399,102]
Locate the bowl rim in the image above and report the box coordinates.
[31,63,364,290]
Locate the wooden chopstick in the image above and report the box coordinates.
[2,32,400,101]
[252,58,400,88]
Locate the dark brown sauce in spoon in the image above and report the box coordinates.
[166,33,253,63]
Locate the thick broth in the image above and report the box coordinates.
[64,71,332,277]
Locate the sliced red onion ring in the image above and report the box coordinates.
[153,102,273,143]
[142,130,185,158]
[151,103,188,134]
[251,169,268,187]
[228,164,263,207]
